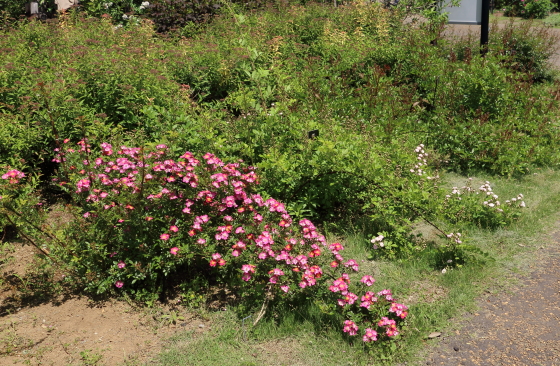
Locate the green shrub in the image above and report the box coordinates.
[503,0,554,19]
[0,0,27,20]
[0,5,557,253]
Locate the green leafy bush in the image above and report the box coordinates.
[0,4,556,257]
[144,0,220,33]
[0,0,27,20]
[503,0,554,19]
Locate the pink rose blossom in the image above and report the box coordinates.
[342,320,358,336]
[363,328,378,342]
[360,275,375,286]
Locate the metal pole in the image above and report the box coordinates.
[480,0,490,55]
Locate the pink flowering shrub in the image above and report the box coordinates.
[39,139,408,341]
[0,167,43,240]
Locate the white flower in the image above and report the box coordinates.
[520,201,526,208]
[104,2,113,9]
[122,14,129,20]
[139,1,150,10]
[442,268,447,274]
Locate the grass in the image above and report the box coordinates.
[491,10,560,27]
[154,168,560,365]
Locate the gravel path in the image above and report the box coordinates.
[423,226,560,365]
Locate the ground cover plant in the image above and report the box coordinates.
[1,1,560,364]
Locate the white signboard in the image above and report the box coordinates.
[443,0,483,25]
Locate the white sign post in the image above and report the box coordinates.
[443,0,490,50]
[444,0,483,24]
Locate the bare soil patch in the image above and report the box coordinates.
[0,244,205,366]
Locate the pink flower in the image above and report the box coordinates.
[389,302,408,319]
[169,225,179,233]
[342,320,358,336]
[329,242,344,253]
[117,261,126,269]
[363,328,378,342]
[344,259,359,272]
[280,285,290,293]
[241,264,256,281]
[360,275,375,286]
[378,317,396,327]
[337,292,358,306]
[1,169,25,183]
[76,178,91,193]
[160,233,170,240]
[114,280,124,288]
[386,324,399,337]
[197,238,206,245]
[170,247,179,255]
[241,264,256,273]
[329,278,348,293]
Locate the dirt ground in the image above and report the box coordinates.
[0,243,211,366]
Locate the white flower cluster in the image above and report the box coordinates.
[480,182,526,212]
[410,144,428,176]
[104,2,113,9]
[371,234,385,249]
[446,232,462,244]
[444,178,474,201]
[480,181,502,211]
[505,193,526,208]
[139,1,150,10]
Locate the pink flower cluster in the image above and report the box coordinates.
[1,170,25,184]
[54,141,408,341]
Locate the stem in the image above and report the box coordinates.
[253,287,272,326]
[3,205,69,249]
[3,212,55,261]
